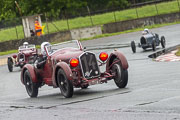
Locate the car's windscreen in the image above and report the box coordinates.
[19,44,35,50]
[45,40,80,55]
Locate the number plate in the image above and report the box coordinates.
[79,52,100,79]
[89,79,101,85]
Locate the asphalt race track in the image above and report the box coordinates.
[0,24,180,120]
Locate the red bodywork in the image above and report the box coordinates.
[21,40,128,89]
[11,45,37,68]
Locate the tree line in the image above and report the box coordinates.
[0,0,154,21]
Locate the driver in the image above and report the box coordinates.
[41,42,51,55]
[23,42,29,48]
[35,42,51,69]
[142,28,149,35]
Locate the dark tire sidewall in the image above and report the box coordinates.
[161,36,166,48]
[112,59,128,88]
[7,58,13,72]
[24,70,38,97]
[131,41,136,53]
[57,69,73,98]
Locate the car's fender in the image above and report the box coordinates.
[106,50,128,71]
[52,61,73,87]
[21,64,38,84]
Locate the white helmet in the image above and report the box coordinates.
[23,42,29,46]
[143,28,149,34]
[41,42,51,55]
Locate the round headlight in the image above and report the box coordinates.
[99,52,108,62]
[70,58,79,67]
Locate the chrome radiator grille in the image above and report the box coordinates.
[79,52,100,79]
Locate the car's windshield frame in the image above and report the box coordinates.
[44,40,82,56]
[18,44,36,51]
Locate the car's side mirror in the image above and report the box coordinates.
[83,47,87,51]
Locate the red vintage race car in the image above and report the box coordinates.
[7,42,38,72]
[21,40,129,98]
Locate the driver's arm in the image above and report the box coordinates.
[35,56,47,69]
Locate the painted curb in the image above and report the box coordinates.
[148,44,180,59]
[155,50,180,62]
[0,58,7,66]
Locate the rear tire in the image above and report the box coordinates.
[152,40,156,51]
[57,69,73,98]
[161,36,166,48]
[24,70,38,97]
[112,59,128,88]
[131,41,136,53]
[7,57,13,72]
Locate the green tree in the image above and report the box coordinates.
[0,0,17,21]
[0,0,130,21]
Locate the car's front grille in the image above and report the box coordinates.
[19,54,25,62]
[79,52,100,79]
[140,37,147,45]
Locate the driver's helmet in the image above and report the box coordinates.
[142,28,149,35]
[41,42,51,55]
[23,42,29,48]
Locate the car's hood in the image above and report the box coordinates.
[51,48,84,61]
[142,33,154,38]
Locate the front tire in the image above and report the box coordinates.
[131,41,136,53]
[24,70,38,97]
[112,59,128,88]
[57,69,73,98]
[7,57,13,72]
[161,36,166,48]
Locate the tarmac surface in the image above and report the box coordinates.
[0,24,180,120]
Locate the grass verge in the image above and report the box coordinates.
[175,48,180,56]
[0,50,18,56]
